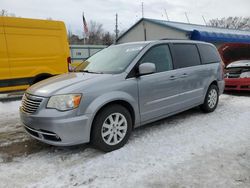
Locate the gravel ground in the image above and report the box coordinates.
[0,93,249,188]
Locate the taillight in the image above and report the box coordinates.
[221,61,225,79]
[67,57,71,64]
[67,57,71,72]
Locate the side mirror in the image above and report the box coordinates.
[138,63,156,76]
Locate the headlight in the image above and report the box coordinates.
[240,71,250,78]
[47,94,82,111]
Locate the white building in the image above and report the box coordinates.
[116,18,250,48]
[70,45,106,61]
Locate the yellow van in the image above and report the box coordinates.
[0,16,70,93]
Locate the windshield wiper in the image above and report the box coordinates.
[80,70,103,74]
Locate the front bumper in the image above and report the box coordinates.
[225,78,250,91]
[20,108,93,146]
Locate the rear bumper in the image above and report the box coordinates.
[218,80,225,95]
[20,108,93,146]
[225,78,250,91]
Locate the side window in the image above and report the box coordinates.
[172,44,201,69]
[140,45,173,73]
[198,44,221,64]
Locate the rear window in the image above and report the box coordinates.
[198,44,221,64]
[172,44,201,69]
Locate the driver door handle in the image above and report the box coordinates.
[180,73,188,78]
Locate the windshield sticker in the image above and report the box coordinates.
[126,46,143,52]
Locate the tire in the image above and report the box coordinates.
[200,84,219,113]
[91,104,132,152]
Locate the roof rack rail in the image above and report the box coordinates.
[159,38,186,40]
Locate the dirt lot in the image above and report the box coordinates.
[0,92,249,188]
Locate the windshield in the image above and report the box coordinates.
[83,43,147,74]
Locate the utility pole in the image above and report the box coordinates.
[141,2,144,18]
[115,13,119,43]
[185,12,190,24]
[141,2,146,41]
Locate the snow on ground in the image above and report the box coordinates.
[0,99,21,132]
[0,93,250,188]
[0,99,30,147]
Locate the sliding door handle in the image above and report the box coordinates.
[169,75,177,80]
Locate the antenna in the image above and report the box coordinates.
[164,9,169,21]
[202,15,207,26]
[141,2,144,18]
[236,16,242,29]
[185,12,190,24]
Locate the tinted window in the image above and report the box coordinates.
[198,44,221,64]
[140,45,173,73]
[172,44,201,68]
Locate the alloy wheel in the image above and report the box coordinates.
[101,113,128,146]
[208,89,218,109]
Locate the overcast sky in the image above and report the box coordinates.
[1,0,250,36]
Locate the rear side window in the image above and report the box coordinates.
[140,44,173,73]
[172,44,201,69]
[198,44,221,64]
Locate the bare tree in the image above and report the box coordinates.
[1,9,16,17]
[102,32,114,45]
[87,21,104,45]
[208,17,250,31]
[68,20,115,45]
[68,34,83,45]
[1,9,8,16]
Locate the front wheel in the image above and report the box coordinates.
[200,84,219,113]
[91,104,132,152]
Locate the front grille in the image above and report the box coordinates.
[241,85,250,89]
[24,125,61,142]
[21,93,43,114]
[43,134,61,141]
[24,127,39,137]
[225,85,237,88]
[227,73,240,78]
[225,67,250,78]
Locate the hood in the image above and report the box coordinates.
[226,60,250,69]
[218,43,250,66]
[27,73,111,97]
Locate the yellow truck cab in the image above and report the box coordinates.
[0,16,70,93]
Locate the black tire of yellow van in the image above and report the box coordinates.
[32,74,51,84]
[91,104,132,152]
[200,84,219,113]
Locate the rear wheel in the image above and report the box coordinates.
[91,104,132,152]
[200,84,219,113]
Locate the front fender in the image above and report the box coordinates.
[85,91,140,128]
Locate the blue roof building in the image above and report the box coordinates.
[116,18,250,46]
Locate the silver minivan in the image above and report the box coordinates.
[20,40,224,152]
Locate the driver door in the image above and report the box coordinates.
[137,44,182,123]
